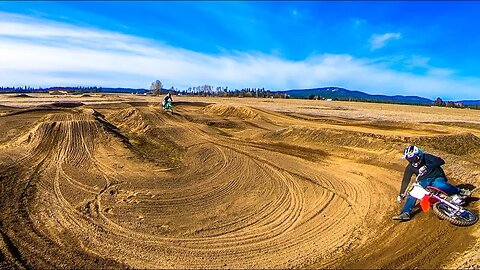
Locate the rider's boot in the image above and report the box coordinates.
[392,212,411,221]
[459,188,472,197]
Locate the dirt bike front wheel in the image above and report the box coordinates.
[433,202,478,226]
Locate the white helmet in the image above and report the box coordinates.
[403,145,424,167]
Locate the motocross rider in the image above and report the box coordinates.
[393,145,472,221]
[162,92,173,110]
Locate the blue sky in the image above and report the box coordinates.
[1,1,480,100]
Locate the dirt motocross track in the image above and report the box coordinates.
[0,94,479,269]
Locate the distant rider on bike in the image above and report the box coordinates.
[393,145,471,221]
[162,92,173,110]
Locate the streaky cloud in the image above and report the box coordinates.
[0,12,479,100]
[370,32,402,50]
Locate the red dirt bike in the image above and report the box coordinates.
[407,180,478,226]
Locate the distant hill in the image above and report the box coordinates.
[284,87,433,105]
[456,100,480,106]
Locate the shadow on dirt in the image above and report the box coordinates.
[167,111,181,116]
[457,183,476,191]
[93,110,131,146]
[11,94,33,98]
[410,206,423,217]
[465,197,479,205]
[51,101,84,108]
[126,101,152,107]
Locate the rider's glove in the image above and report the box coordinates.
[396,194,405,203]
[418,165,428,176]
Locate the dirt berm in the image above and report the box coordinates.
[0,95,479,269]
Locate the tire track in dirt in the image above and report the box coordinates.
[98,104,376,266]
[34,107,358,267]
[0,100,477,269]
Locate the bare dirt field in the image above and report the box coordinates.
[0,93,479,269]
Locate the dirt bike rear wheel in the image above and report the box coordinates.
[433,202,478,226]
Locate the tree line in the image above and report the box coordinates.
[0,86,102,93]
[433,97,465,108]
[150,80,289,98]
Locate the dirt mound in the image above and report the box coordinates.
[0,105,62,117]
[21,113,100,166]
[411,133,480,156]
[14,109,131,166]
[183,114,244,129]
[11,93,33,98]
[106,107,185,166]
[263,125,402,150]
[174,101,212,107]
[205,119,243,129]
[264,127,480,157]
[203,104,259,119]
[108,107,150,134]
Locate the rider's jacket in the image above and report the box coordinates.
[163,95,172,102]
[399,153,447,196]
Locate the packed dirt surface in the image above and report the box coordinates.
[0,93,479,269]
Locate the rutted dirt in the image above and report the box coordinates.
[0,94,479,269]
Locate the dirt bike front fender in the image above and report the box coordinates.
[420,195,432,212]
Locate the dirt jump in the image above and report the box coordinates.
[0,94,479,269]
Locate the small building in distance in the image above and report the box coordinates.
[48,89,70,95]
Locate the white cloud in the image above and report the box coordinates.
[370,32,402,50]
[0,12,479,100]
